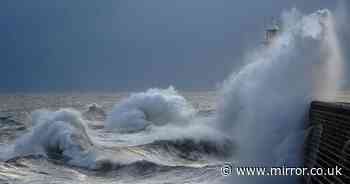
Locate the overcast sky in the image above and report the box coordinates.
[0,0,348,92]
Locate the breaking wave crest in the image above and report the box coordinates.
[3,109,100,169]
[1,8,345,184]
[2,106,227,171]
[105,86,196,132]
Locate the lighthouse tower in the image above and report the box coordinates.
[263,21,280,45]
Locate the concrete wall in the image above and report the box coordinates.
[304,101,350,183]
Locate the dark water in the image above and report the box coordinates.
[0,92,230,184]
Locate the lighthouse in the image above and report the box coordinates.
[263,21,280,45]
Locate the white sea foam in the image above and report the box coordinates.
[0,8,345,184]
[216,8,344,183]
[7,109,98,169]
[105,86,196,132]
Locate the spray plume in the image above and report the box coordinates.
[216,8,345,183]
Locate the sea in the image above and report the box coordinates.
[0,8,344,184]
[0,92,230,184]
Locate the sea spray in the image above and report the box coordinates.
[216,8,344,183]
[316,12,345,99]
[105,86,196,132]
[6,109,98,169]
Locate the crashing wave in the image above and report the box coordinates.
[83,103,106,121]
[2,108,228,172]
[105,86,196,132]
[5,109,99,169]
[216,8,344,184]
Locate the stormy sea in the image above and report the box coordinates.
[0,91,231,184]
[0,8,345,184]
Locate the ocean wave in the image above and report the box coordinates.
[83,103,106,121]
[139,138,234,161]
[3,109,99,169]
[105,86,196,132]
[2,107,228,172]
[215,8,344,184]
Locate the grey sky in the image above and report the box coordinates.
[0,0,348,92]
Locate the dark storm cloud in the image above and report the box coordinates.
[0,0,347,92]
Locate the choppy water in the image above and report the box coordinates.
[0,7,344,184]
[0,92,230,184]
